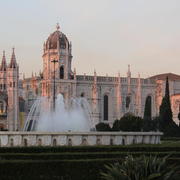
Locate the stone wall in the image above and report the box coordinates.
[76,76,157,124]
[0,132,163,147]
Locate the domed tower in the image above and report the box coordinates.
[42,24,75,99]
[42,24,72,81]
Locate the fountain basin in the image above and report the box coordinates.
[0,131,163,147]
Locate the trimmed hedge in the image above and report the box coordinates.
[0,145,180,153]
[162,137,180,141]
[0,158,179,180]
[0,151,180,160]
[0,145,179,179]
[0,159,118,180]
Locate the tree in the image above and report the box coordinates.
[112,114,143,132]
[143,116,160,132]
[112,119,121,131]
[178,112,180,126]
[143,96,152,120]
[159,77,173,124]
[101,155,179,180]
[158,77,180,136]
[95,122,111,131]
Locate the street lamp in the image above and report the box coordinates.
[51,59,58,111]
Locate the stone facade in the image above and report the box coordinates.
[0,132,163,147]
[1,25,180,130]
[0,49,19,131]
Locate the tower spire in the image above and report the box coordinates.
[92,70,97,102]
[94,69,97,84]
[116,71,122,119]
[7,47,19,131]
[136,73,142,116]
[127,64,131,94]
[56,23,60,31]
[92,70,99,125]
[127,64,131,77]
[73,68,76,80]
[23,73,25,80]
[9,47,17,68]
[0,51,7,71]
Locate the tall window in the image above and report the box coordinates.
[0,101,5,115]
[60,66,64,79]
[103,95,108,121]
[126,96,131,109]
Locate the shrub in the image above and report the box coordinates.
[101,155,179,180]
[96,122,111,131]
[112,114,144,132]
[143,116,160,132]
[111,119,121,131]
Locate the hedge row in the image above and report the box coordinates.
[0,151,180,160]
[0,145,180,153]
[0,159,117,180]
[162,137,180,141]
[0,158,179,180]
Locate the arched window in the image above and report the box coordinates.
[60,66,64,79]
[126,96,131,109]
[0,124,4,131]
[0,101,4,115]
[103,95,108,121]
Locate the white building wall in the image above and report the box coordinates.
[76,76,157,126]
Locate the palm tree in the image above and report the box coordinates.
[101,155,179,180]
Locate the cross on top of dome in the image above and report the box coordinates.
[56,23,60,31]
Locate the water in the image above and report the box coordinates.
[23,94,94,132]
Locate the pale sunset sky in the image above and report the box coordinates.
[0,0,180,78]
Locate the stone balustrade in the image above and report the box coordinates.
[0,131,163,147]
[76,75,155,85]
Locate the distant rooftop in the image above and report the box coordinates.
[150,73,180,81]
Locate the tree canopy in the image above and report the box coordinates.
[95,122,111,131]
[112,114,143,132]
[159,77,173,123]
[144,96,152,120]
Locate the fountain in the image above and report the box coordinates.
[23,94,94,132]
[0,94,162,147]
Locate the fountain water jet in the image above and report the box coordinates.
[24,94,94,132]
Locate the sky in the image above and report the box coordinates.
[0,0,180,78]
